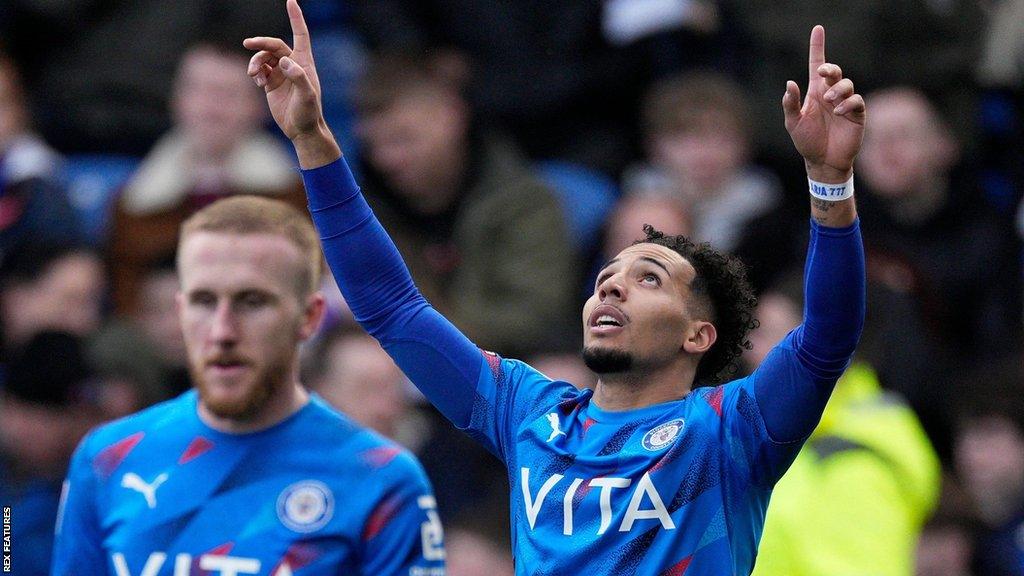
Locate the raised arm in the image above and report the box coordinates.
[243,0,487,430]
[753,26,866,443]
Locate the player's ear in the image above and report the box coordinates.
[682,321,716,355]
[299,292,326,341]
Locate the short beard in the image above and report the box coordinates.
[192,357,290,421]
[582,346,633,374]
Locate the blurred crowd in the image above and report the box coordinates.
[1,0,1022,574]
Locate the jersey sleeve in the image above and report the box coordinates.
[302,158,571,457]
[462,354,576,461]
[50,433,106,576]
[751,220,865,444]
[719,219,865,486]
[358,453,446,576]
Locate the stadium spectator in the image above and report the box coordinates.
[747,282,940,576]
[953,363,1024,574]
[0,332,102,576]
[128,257,192,395]
[247,5,866,570]
[0,0,289,155]
[723,0,986,162]
[977,0,1024,90]
[527,352,597,390]
[915,480,980,576]
[109,42,307,316]
[52,197,446,575]
[635,71,807,292]
[0,242,104,355]
[353,53,579,357]
[307,324,416,443]
[639,72,782,253]
[855,87,1022,453]
[305,321,506,524]
[589,190,692,299]
[445,525,515,576]
[351,0,724,175]
[0,55,83,256]
[603,192,692,257]
[88,322,176,419]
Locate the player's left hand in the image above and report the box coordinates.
[243,0,324,141]
[783,25,866,182]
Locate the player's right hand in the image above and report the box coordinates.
[243,0,324,141]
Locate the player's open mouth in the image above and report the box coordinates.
[588,305,627,334]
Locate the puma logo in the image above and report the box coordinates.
[120,472,169,509]
[546,413,567,443]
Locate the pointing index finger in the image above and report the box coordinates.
[808,25,825,84]
[287,0,311,57]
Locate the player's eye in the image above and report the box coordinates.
[640,273,661,286]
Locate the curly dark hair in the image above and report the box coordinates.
[636,224,759,384]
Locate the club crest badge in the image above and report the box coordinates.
[277,480,334,533]
[642,419,685,451]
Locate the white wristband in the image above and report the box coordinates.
[808,176,854,201]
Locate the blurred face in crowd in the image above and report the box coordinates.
[582,242,714,376]
[955,415,1024,525]
[0,59,27,150]
[528,352,597,390]
[137,268,188,366]
[177,231,322,422]
[649,110,747,198]
[858,90,957,200]
[604,196,692,257]
[744,292,800,371]
[359,89,468,213]
[1,252,105,347]
[915,524,974,576]
[445,528,515,576]
[314,333,407,437]
[172,47,264,159]
[0,396,91,478]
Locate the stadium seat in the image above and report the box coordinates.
[62,154,141,245]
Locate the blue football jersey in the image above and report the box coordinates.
[52,391,446,576]
[303,157,865,575]
[465,345,806,575]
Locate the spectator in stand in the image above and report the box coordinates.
[351,0,725,175]
[747,280,940,576]
[0,331,104,576]
[0,1,289,155]
[954,363,1024,575]
[855,87,1022,454]
[639,72,782,253]
[307,324,418,444]
[586,190,692,300]
[634,72,805,292]
[109,42,307,316]
[723,0,986,163]
[354,53,578,357]
[603,192,692,257]
[127,257,192,394]
[0,242,105,356]
[916,481,980,576]
[0,55,82,257]
[305,322,508,528]
[445,525,515,576]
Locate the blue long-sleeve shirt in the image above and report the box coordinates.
[305,157,865,575]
